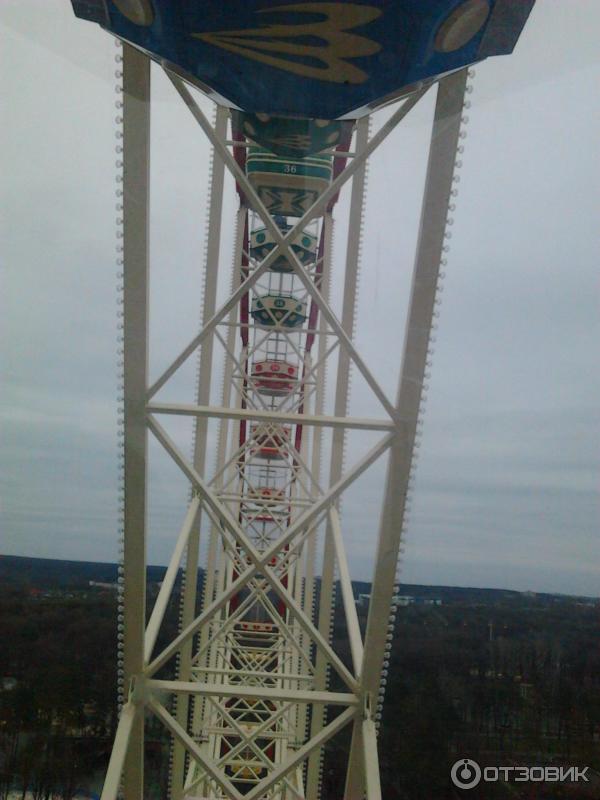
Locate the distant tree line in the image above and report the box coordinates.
[0,591,118,799]
[0,587,178,799]
[1,580,599,799]
[324,595,600,799]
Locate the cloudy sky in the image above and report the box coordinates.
[1,1,598,595]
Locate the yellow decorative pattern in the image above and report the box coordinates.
[194,3,382,84]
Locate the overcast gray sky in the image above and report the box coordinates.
[1,1,598,595]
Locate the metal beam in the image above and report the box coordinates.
[362,718,382,800]
[195,206,246,621]
[120,43,150,800]
[146,413,359,690]
[203,699,306,800]
[149,74,427,401]
[169,86,398,422]
[362,64,468,713]
[302,210,334,711]
[145,426,394,678]
[100,702,138,800]
[330,508,364,678]
[148,698,244,800]
[306,115,371,799]
[147,401,393,432]
[344,69,469,800]
[144,497,200,663]
[104,46,456,798]
[148,679,358,707]
[170,103,229,800]
[244,707,357,800]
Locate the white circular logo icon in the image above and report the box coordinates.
[451,758,482,789]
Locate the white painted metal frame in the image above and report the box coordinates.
[344,68,470,799]
[120,43,150,800]
[102,45,467,800]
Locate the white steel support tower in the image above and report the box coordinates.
[103,39,471,800]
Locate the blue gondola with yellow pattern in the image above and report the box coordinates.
[250,224,317,273]
[234,112,351,158]
[246,147,333,218]
[251,294,307,329]
[72,1,536,120]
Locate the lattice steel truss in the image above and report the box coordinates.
[104,43,468,800]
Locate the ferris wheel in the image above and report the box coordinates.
[69,2,536,799]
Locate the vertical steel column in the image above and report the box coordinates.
[196,207,247,624]
[292,353,316,753]
[302,212,334,634]
[189,207,247,756]
[344,69,468,799]
[171,105,228,799]
[121,43,151,800]
[306,117,370,800]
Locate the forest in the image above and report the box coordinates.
[0,557,599,799]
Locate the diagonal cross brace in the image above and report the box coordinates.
[146,413,361,690]
[150,71,428,417]
[148,697,244,800]
[206,696,305,800]
[166,71,411,419]
[145,414,395,680]
[244,705,357,800]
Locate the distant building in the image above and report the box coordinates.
[519,682,534,699]
[356,593,442,608]
[393,595,415,606]
[392,595,443,606]
[89,580,118,590]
